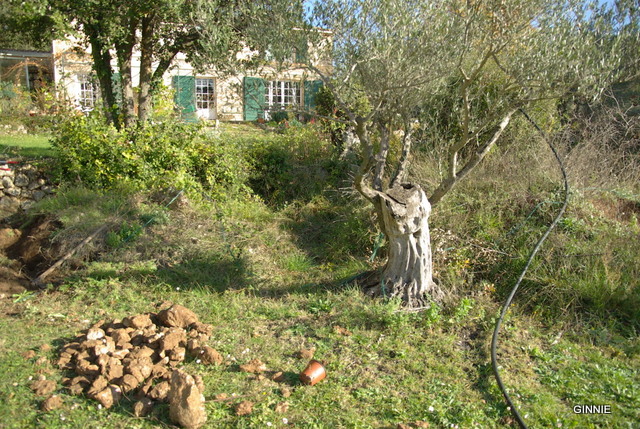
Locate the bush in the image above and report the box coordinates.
[51,114,249,198]
[238,125,346,206]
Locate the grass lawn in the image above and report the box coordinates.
[0,121,637,428]
[0,184,637,428]
[0,134,55,159]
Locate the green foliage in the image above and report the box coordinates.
[149,83,178,122]
[269,110,291,124]
[105,221,143,248]
[0,0,63,51]
[0,82,32,117]
[240,126,341,206]
[50,114,249,197]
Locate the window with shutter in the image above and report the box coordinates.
[172,75,197,122]
[244,77,266,121]
[304,80,323,111]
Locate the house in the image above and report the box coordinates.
[2,27,330,122]
[45,32,329,122]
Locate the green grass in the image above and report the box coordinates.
[0,122,638,428]
[0,134,54,159]
[1,180,638,428]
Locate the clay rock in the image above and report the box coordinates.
[275,401,289,413]
[151,364,170,380]
[102,360,124,382]
[169,347,186,363]
[76,359,100,376]
[235,400,253,416]
[333,325,352,336]
[125,357,154,383]
[111,329,131,347]
[42,395,64,411]
[136,379,155,400]
[92,385,122,409]
[199,346,223,365]
[129,346,155,360]
[186,339,200,356]
[111,349,130,360]
[158,305,199,328]
[119,374,140,393]
[239,359,267,373]
[123,314,153,329]
[161,329,187,351]
[193,375,205,393]
[21,350,36,359]
[148,380,171,401]
[86,328,106,341]
[295,348,316,360]
[169,370,207,428]
[30,379,56,396]
[87,376,109,397]
[66,375,91,395]
[133,398,155,417]
[56,352,74,369]
[190,322,213,336]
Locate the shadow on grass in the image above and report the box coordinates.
[282,199,373,266]
[84,250,344,299]
[153,254,249,293]
[0,134,55,159]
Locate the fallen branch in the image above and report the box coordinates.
[32,225,108,288]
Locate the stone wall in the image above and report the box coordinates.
[0,163,54,213]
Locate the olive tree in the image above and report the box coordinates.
[274,0,638,307]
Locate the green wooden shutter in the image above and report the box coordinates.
[304,80,323,111]
[243,77,266,121]
[172,75,197,122]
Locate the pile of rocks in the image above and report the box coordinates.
[0,163,54,213]
[56,304,217,428]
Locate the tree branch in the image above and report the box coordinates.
[429,110,515,206]
[373,121,390,191]
[391,119,413,187]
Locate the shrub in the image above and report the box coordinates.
[51,114,249,198]
[238,125,345,206]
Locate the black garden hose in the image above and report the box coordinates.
[490,108,570,428]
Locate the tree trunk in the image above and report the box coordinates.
[87,29,118,128]
[364,183,444,307]
[138,14,155,123]
[115,18,138,128]
[116,48,136,127]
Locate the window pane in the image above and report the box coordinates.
[195,78,215,109]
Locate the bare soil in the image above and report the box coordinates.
[0,214,63,298]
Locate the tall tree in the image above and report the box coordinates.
[0,0,62,51]
[52,0,255,127]
[273,0,638,307]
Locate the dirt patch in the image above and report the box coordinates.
[5,215,62,275]
[590,196,640,223]
[0,215,63,299]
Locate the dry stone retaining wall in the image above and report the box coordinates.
[0,163,54,213]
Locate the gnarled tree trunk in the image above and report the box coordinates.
[364,183,444,307]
